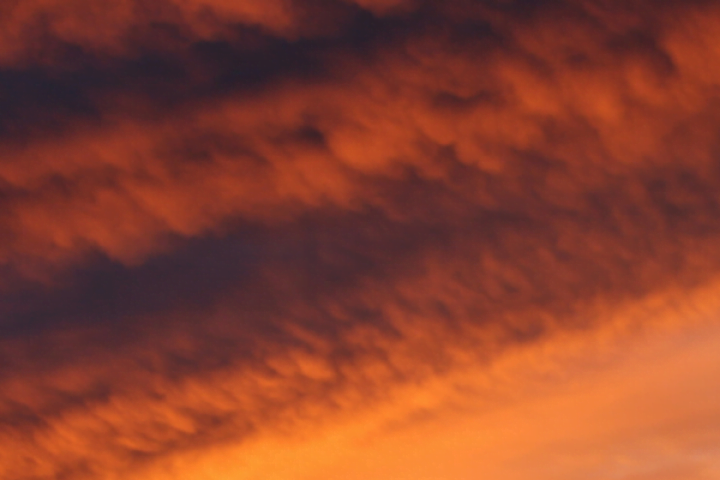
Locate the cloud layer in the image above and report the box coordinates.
[2,1,720,479]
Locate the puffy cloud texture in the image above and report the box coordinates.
[2,1,720,479]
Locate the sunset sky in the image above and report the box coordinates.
[2,1,720,479]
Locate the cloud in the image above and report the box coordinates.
[2,0,720,479]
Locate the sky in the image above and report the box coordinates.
[1,0,720,479]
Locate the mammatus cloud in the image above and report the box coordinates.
[2,1,720,479]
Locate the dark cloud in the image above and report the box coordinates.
[3,153,720,477]
[2,0,720,479]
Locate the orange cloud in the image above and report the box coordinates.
[2,1,720,479]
